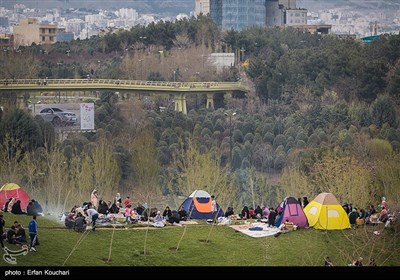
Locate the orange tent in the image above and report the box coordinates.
[0,183,31,210]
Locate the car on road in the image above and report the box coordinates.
[38,107,77,126]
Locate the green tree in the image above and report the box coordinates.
[370,95,397,128]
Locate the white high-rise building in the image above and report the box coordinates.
[85,14,103,25]
[195,0,210,16]
[117,8,139,21]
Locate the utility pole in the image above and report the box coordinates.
[225,111,237,169]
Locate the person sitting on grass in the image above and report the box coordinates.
[65,213,75,229]
[268,208,277,227]
[15,224,27,244]
[6,226,17,244]
[240,206,250,220]
[74,212,87,232]
[169,210,180,224]
[379,207,389,223]
[368,258,377,266]
[152,211,165,228]
[26,202,36,216]
[178,206,188,221]
[249,207,256,219]
[162,206,172,221]
[32,199,43,216]
[348,208,358,225]
[97,200,109,215]
[11,200,24,215]
[84,207,99,232]
[3,198,12,212]
[324,256,334,266]
[108,202,119,214]
[224,207,234,218]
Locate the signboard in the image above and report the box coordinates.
[80,103,95,130]
[29,103,95,131]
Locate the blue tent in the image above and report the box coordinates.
[179,190,223,220]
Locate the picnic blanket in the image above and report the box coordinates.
[230,222,281,238]
[180,220,199,225]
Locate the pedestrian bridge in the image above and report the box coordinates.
[0,78,249,114]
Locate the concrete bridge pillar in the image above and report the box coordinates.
[174,93,187,115]
[224,91,234,100]
[206,93,214,110]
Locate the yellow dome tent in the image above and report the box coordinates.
[304,192,351,230]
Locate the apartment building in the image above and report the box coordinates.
[13,18,58,47]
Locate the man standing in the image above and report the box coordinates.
[28,215,38,252]
[211,195,217,223]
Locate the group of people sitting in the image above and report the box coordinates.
[64,201,113,232]
[162,206,188,224]
[4,220,27,245]
[84,190,194,229]
[225,205,279,227]
[64,211,88,232]
[345,197,391,226]
[2,198,43,216]
[92,195,157,223]
[63,199,191,231]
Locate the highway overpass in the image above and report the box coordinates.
[0,78,249,114]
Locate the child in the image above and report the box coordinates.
[125,204,133,224]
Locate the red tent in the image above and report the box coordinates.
[0,183,31,210]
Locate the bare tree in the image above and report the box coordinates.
[173,139,235,211]
[91,136,121,202]
[0,134,24,183]
[131,126,161,206]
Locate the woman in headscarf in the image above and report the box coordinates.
[11,200,24,215]
[7,198,16,213]
[381,197,388,211]
[115,193,121,208]
[90,190,98,209]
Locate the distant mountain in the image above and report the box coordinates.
[301,0,400,10]
[0,0,195,15]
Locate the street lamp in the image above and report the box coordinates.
[224,111,237,169]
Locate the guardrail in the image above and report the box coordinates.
[0,79,248,93]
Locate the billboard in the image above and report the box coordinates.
[29,103,95,131]
[80,103,95,130]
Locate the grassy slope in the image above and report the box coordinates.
[0,213,399,267]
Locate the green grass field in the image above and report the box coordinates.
[1,213,399,267]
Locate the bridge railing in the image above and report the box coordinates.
[1,78,247,90]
